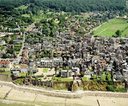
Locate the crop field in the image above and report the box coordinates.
[94,18,128,37]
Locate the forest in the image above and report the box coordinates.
[0,0,127,14]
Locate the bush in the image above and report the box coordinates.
[101,74,106,80]
[106,85,116,92]
[115,87,126,92]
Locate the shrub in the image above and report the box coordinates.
[116,87,126,92]
[106,85,116,92]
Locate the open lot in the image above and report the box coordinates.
[94,18,128,37]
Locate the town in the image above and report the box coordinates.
[0,10,128,92]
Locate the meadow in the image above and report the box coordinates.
[94,18,128,37]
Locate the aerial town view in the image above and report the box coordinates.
[0,0,128,106]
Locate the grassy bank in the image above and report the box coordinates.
[94,18,128,37]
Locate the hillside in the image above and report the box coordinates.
[0,0,127,13]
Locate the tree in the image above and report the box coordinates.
[21,28,25,33]
[35,23,40,28]
[0,46,4,50]
[115,30,121,37]
[80,71,85,77]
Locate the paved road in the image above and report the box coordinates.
[16,21,35,64]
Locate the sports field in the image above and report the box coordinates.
[94,18,128,37]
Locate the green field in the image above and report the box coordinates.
[94,18,128,37]
[22,14,48,22]
[1,71,11,75]
[43,68,48,73]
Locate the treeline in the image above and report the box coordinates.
[0,0,127,13]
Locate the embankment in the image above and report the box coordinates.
[0,81,128,99]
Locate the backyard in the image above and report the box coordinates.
[94,18,128,37]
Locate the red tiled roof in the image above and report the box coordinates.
[20,65,28,68]
[0,61,10,64]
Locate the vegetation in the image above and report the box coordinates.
[82,76,87,81]
[1,71,11,75]
[83,80,126,92]
[43,68,48,73]
[0,0,126,13]
[106,85,126,92]
[19,73,27,77]
[72,83,78,92]
[53,77,73,82]
[13,78,23,85]
[94,18,128,37]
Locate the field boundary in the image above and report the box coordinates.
[0,81,128,99]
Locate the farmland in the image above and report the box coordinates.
[94,18,128,37]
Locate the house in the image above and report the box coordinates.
[7,44,14,49]
[113,71,125,81]
[13,40,23,44]
[61,70,72,78]
[0,60,11,68]
[0,25,3,29]
[84,34,95,41]
[9,28,20,32]
[0,40,5,45]
[72,67,80,77]
[12,71,19,77]
[20,65,28,73]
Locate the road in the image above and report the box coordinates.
[26,22,36,32]
[16,32,26,64]
[16,22,35,64]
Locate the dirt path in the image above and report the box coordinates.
[94,26,111,35]
[85,22,107,36]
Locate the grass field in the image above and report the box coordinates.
[94,18,128,37]
[43,68,48,73]
[22,13,51,22]
[19,73,26,77]
[1,71,11,75]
